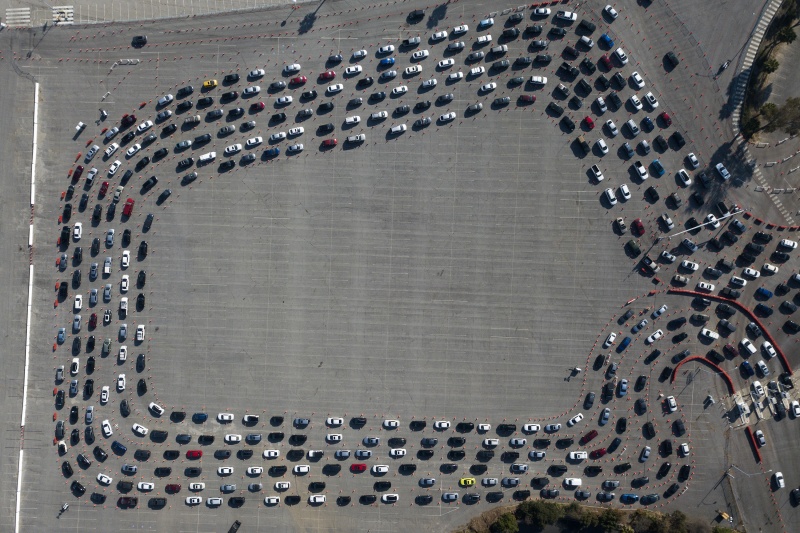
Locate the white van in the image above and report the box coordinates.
[199,152,216,164]
[700,328,719,340]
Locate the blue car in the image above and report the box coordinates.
[111,440,127,454]
[755,287,773,299]
[741,360,755,377]
[620,493,639,504]
[599,33,614,48]
[192,412,208,423]
[379,57,396,66]
[617,336,632,352]
[265,147,280,158]
[651,159,665,177]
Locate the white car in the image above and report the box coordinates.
[530,450,546,459]
[224,144,242,155]
[634,161,649,180]
[687,152,700,168]
[74,295,83,311]
[677,170,692,187]
[276,95,293,105]
[275,481,291,490]
[284,63,301,73]
[121,250,130,268]
[439,112,457,122]
[309,495,326,504]
[102,419,113,437]
[137,120,153,133]
[742,339,758,357]
[287,144,304,153]
[533,8,551,16]
[389,448,407,457]
[225,434,242,444]
[246,466,263,475]
[138,482,154,491]
[327,83,344,94]
[422,78,437,88]
[371,111,388,120]
[614,47,629,64]
[476,35,492,44]
[245,136,263,148]
[207,497,223,506]
[774,472,785,489]
[218,467,234,475]
[405,65,422,75]
[544,423,561,432]
[264,496,280,505]
[125,144,141,158]
[480,82,497,93]
[730,275,747,287]
[345,65,362,75]
[263,449,280,459]
[372,465,389,474]
[530,75,548,85]
[483,438,499,447]
[556,10,577,21]
[100,386,109,404]
[646,329,664,344]
[644,92,659,108]
[564,478,582,487]
[469,66,485,76]
[754,429,766,447]
[715,162,731,180]
[604,188,618,206]
[132,423,149,436]
[743,267,760,279]
[640,446,651,462]
[326,417,343,427]
[353,49,367,59]
[326,434,342,442]
[243,85,260,96]
[763,263,779,274]
[605,120,618,137]
[452,24,469,34]
[569,451,588,460]
[270,132,287,142]
[619,184,631,200]
[597,139,609,155]
[666,396,677,412]
[104,143,120,157]
[392,85,408,95]
[596,97,607,113]
[412,50,429,60]
[522,424,540,433]
[249,69,265,78]
[189,482,205,491]
[681,260,699,271]
[136,324,145,341]
[567,413,584,427]
[97,473,113,485]
[287,127,304,137]
[293,465,310,474]
[447,71,463,81]
[121,275,129,292]
[185,497,202,505]
[382,419,399,429]
[433,420,450,430]
[438,59,455,69]
[697,283,715,292]
[762,341,777,359]
[345,115,361,125]
[653,304,668,318]
[661,213,674,230]
[780,238,798,249]
[604,4,619,19]
[86,145,100,161]
[791,400,800,418]
[378,44,395,54]
[661,250,677,262]
[629,94,643,110]
[73,223,82,240]
[603,332,617,348]
[218,413,234,422]
[631,71,645,89]
[705,214,720,228]
[679,443,690,457]
[117,374,126,391]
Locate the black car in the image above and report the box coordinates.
[502,451,520,462]
[395,105,410,116]
[120,399,130,417]
[71,480,86,495]
[388,437,406,447]
[176,101,193,112]
[614,462,632,473]
[154,467,172,477]
[77,453,92,467]
[360,495,377,504]
[370,92,386,102]
[357,77,374,87]
[415,100,432,111]
[657,462,672,478]
[230,497,245,507]
[139,241,148,257]
[409,420,426,431]
[477,450,495,461]
[270,112,287,123]
[643,422,655,439]
[616,417,627,433]
[399,463,416,474]
[549,27,567,37]
[561,116,576,132]
[131,35,147,47]
[62,461,73,477]
[229,107,245,118]
[661,440,673,456]
[547,101,564,116]
[447,450,466,460]
[137,293,145,310]
[417,449,434,460]
[645,186,660,202]
[121,131,136,144]
[441,463,458,473]
[133,449,150,462]
[142,176,159,192]
[540,488,560,498]
[163,450,179,460]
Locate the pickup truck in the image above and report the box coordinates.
[184,115,200,125]
[402,37,421,47]
[103,257,112,275]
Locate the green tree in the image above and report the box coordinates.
[741,116,761,138]
[516,500,565,529]
[762,57,780,73]
[762,97,800,133]
[776,26,797,44]
[491,513,519,533]
[598,508,624,530]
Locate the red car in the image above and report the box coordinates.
[165,484,181,493]
[250,101,265,111]
[632,218,645,236]
[320,70,336,80]
[723,344,737,358]
[322,138,338,147]
[73,165,84,182]
[584,116,595,129]
[89,313,97,328]
[186,450,202,459]
[290,76,307,85]
[122,198,135,217]
[590,448,607,459]
[519,95,536,103]
[99,181,109,196]
[659,111,672,126]
[350,463,367,473]
[579,429,598,445]
[599,54,612,69]
[121,114,136,127]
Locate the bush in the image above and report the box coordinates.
[741,117,761,138]
[490,513,518,533]
[516,500,564,529]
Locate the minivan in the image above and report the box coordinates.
[198,152,216,164]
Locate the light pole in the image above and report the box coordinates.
[657,208,744,242]
[726,464,771,478]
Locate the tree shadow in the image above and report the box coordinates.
[298,0,326,35]
[426,4,448,30]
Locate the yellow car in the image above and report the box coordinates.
[203,79,218,89]
[459,477,475,487]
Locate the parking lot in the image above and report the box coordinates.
[1,0,799,531]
